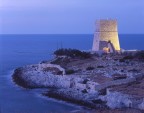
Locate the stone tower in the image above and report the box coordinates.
[92,19,120,53]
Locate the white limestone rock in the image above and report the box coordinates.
[100,91,132,109]
[138,99,144,110]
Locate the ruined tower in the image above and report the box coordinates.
[92,19,120,53]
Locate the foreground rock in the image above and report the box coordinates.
[12,54,144,111]
[13,63,105,108]
[13,64,69,88]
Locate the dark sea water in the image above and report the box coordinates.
[0,34,144,113]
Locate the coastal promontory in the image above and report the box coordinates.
[13,49,144,112]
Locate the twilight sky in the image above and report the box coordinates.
[0,0,144,34]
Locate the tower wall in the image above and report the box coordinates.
[96,20,117,32]
[92,32,100,51]
[100,32,120,50]
[92,19,120,51]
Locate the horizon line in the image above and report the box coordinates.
[0,33,144,35]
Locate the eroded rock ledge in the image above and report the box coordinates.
[12,55,144,111]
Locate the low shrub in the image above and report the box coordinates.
[121,51,144,61]
[82,89,88,93]
[98,88,107,95]
[82,79,89,84]
[51,57,70,66]
[123,55,134,60]
[97,66,104,68]
[119,59,125,62]
[54,48,91,59]
[112,74,127,80]
[57,71,63,75]
[51,58,62,64]
[86,66,95,70]
[135,51,144,59]
[121,70,124,72]
[128,69,139,73]
[66,69,75,75]
[92,99,106,104]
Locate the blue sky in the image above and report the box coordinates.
[0,0,144,34]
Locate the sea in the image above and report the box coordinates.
[0,34,144,113]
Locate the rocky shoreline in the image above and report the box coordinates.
[43,89,107,109]
[12,64,106,109]
[12,52,144,112]
[13,68,35,89]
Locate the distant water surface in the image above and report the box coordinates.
[0,34,144,113]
